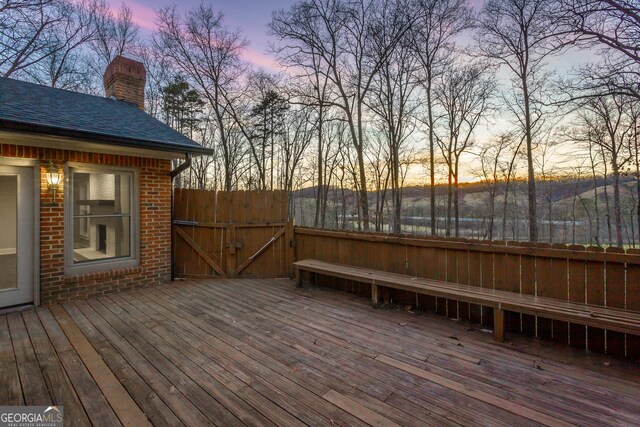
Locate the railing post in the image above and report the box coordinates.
[494,308,505,342]
[295,267,303,287]
[371,283,379,307]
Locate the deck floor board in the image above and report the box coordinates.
[19,310,91,426]
[176,279,622,426]
[0,315,24,406]
[105,292,319,427]
[1,278,639,427]
[158,281,527,426]
[6,312,52,407]
[126,288,361,427]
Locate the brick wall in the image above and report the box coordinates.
[1,144,172,305]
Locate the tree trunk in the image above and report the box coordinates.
[522,77,538,242]
[502,178,510,241]
[635,131,640,247]
[612,162,624,247]
[314,106,324,228]
[501,150,518,241]
[636,171,640,247]
[454,159,460,238]
[488,185,495,240]
[446,166,452,237]
[426,78,436,236]
[356,147,369,231]
[603,171,613,245]
[589,144,601,245]
[392,146,402,234]
[270,112,274,190]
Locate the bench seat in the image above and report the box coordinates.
[294,259,640,342]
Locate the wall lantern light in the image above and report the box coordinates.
[45,162,62,194]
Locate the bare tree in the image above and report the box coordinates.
[367,133,391,231]
[319,118,349,226]
[246,72,290,190]
[559,0,639,100]
[267,8,335,226]
[629,103,640,243]
[477,133,514,240]
[1,0,66,77]
[137,43,173,118]
[576,94,635,246]
[281,107,315,194]
[189,115,217,190]
[476,0,567,242]
[271,0,411,230]
[410,0,472,236]
[90,2,139,67]
[566,118,605,245]
[435,60,495,237]
[22,0,105,90]
[367,1,420,233]
[501,136,523,240]
[155,4,248,191]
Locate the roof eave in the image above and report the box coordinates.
[0,119,214,156]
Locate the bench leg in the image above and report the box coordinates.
[493,308,505,343]
[371,284,379,307]
[295,267,303,287]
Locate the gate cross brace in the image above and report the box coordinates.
[175,227,227,277]
[235,226,287,276]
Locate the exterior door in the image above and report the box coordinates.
[0,165,34,308]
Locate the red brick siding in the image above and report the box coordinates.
[1,143,172,305]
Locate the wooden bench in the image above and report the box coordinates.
[294,259,640,343]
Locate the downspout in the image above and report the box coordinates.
[170,153,192,280]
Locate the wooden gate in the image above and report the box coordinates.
[173,189,293,278]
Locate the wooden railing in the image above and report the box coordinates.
[294,227,640,358]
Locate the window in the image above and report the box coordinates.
[65,165,139,274]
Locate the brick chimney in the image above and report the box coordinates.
[103,55,146,110]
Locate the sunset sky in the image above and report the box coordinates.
[107,0,295,70]
[107,0,593,183]
[107,0,488,61]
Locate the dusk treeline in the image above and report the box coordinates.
[1,0,638,246]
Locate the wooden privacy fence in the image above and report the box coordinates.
[173,189,293,278]
[294,227,640,358]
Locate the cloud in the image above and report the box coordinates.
[241,48,281,72]
[106,0,156,31]
[104,1,282,70]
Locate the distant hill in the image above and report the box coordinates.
[293,176,637,204]
[292,176,639,244]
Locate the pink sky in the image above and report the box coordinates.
[105,0,292,71]
[113,0,155,31]
[107,0,492,73]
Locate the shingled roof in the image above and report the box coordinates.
[0,77,212,155]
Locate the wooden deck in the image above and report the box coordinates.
[1,279,640,427]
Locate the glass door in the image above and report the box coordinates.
[0,176,17,291]
[0,166,34,308]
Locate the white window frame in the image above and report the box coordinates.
[64,163,140,275]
